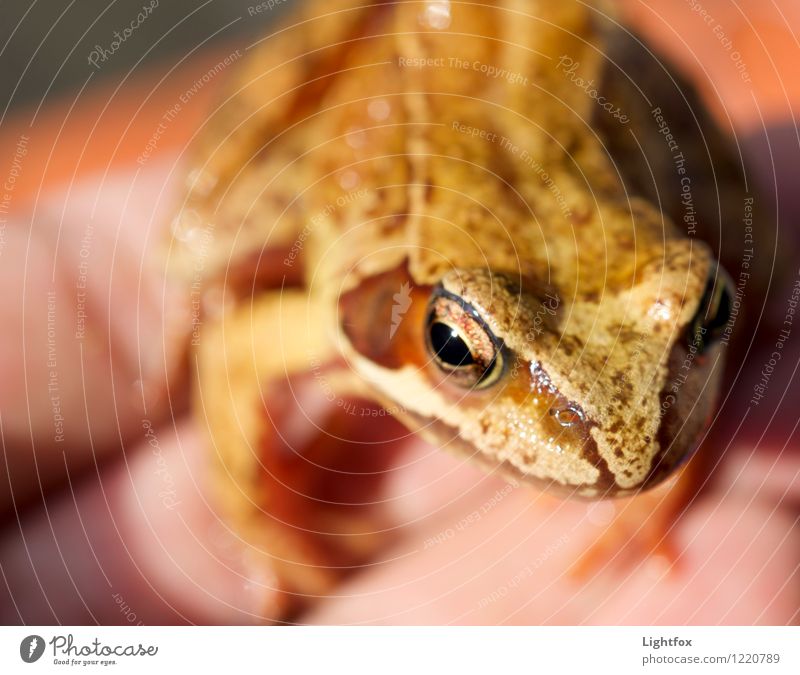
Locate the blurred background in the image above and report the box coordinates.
[0,0,289,107]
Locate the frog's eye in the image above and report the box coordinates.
[687,269,733,353]
[425,290,505,389]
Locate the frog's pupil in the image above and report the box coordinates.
[429,321,474,367]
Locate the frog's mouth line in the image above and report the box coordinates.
[387,405,630,500]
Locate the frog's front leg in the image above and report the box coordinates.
[569,451,712,580]
[195,289,402,618]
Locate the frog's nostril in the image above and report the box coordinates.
[687,269,733,352]
[550,404,586,427]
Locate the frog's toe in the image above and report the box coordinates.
[568,455,706,580]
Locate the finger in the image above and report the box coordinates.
[307,457,594,625]
[0,420,277,624]
[597,490,800,625]
[721,447,800,504]
[306,450,799,625]
[379,441,535,545]
[0,161,187,511]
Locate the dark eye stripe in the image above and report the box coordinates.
[686,267,733,353]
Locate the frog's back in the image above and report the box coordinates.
[165,0,398,285]
[167,0,748,306]
[166,1,613,291]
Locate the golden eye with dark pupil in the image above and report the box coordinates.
[425,290,504,389]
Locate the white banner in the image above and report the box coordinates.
[1,626,798,674]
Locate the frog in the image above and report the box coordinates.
[166,0,748,617]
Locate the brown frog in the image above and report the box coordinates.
[166,0,748,616]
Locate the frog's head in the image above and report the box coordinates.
[338,238,732,498]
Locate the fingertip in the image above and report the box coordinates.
[0,419,283,625]
[115,419,283,623]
